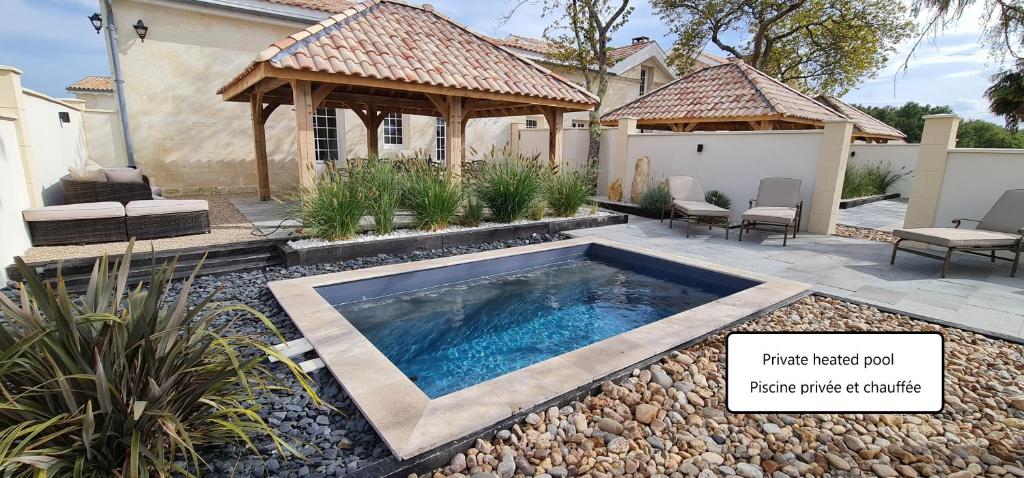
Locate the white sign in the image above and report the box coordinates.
[727,332,943,413]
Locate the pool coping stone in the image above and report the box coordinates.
[269,236,810,460]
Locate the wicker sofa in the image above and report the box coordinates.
[22,199,210,246]
[60,174,156,205]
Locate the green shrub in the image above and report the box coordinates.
[705,190,732,209]
[842,162,910,199]
[475,160,546,223]
[460,197,485,227]
[545,167,592,217]
[0,242,319,477]
[639,183,672,211]
[529,201,547,220]
[300,167,366,240]
[404,166,463,231]
[353,158,403,235]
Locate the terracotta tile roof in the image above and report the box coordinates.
[816,95,907,139]
[220,1,597,106]
[265,0,354,13]
[66,76,113,93]
[602,60,845,123]
[499,35,554,55]
[607,41,652,62]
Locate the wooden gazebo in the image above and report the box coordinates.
[218,0,598,200]
[601,59,904,142]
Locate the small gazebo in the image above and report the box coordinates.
[218,0,598,200]
[601,59,904,143]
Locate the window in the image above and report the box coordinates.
[313,108,341,162]
[382,112,403,147]
[639,67,649,96]
[435,117,446,162]
[525,118,538,129]
[571,120,587,129]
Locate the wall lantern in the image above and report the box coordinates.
[88,13,103,34]
[58,112,71,124]
[133,20,149,42]
[697,144,704,152]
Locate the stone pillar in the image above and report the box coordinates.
[0,66,41,207]
[807,119,854,234]
[606,117,636,197]
[904,114,959,229]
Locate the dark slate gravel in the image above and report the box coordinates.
[3,233,566,477]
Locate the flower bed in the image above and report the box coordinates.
[280,211,626,266]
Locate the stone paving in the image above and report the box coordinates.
[836,198,908,231]
[566,216,1024,339]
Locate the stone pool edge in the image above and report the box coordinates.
[268,237,811,461]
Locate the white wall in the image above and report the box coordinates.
[622,130,824,226]
[0,117,32,283]
[517,127,592,169]
[82,108,121,167]
[848,143,919,197]
[933,149,1024,228]
[22,90,89,205]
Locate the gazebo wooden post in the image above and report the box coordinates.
[543,107,564,169]
[292,80,316,190]
[366,103,381,158]
[447,97,464,176]
[250,93,271,200]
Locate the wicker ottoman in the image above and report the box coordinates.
[125,199,210,240]
[22,202,128,246]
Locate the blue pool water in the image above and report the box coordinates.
[333,250,751,398]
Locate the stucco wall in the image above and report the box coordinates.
[111,0,308,194]
[848,143,920,197]
[623,130,824,225]
[21,90,90,205]
[933,149,1024,228]
[0,117,32,283]
[518,127,594,168]
[72,91,128,167]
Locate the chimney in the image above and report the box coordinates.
[631,36,649,44]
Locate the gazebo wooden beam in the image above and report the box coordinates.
[542,107,564,169]
[250,92,271,200]
[292,79,316,191]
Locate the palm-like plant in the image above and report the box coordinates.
[986,63,1024,132]
[0,242,320,477]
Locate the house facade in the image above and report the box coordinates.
[77,0,710,195]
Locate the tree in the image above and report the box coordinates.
[956,119,1024,147]
[853,102,954,142]
[855,101,1024,148]
[505,0,633,169]
[653,0,914,95]
[985,62,1024,131]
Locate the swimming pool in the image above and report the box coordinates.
[270,237,807,459]
[327,245,756,398]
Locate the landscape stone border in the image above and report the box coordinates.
[279,213,628,266]
[838,192,901,209]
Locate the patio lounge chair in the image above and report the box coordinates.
[667,176,730,238]
[739,177,803,247]
[890,189,1023,278]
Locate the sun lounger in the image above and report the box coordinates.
[739,178,803,246]
[891,189,1023,277]
[667,176,730,238]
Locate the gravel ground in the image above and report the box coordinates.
[424,295,1024,478]
[21,195,261,263]
[834,224,896,243]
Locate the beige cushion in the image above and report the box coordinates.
[104,168,144,183]
[742,206,797,224]
[755,177,801,207]
[978,189,1024,234]
[893,228,1021,248]
[23,202,125,222]
[126,199,208,217]
[68,168,107,182]
[673,200,729,217]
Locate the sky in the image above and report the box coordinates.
[0,0,1006,123]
